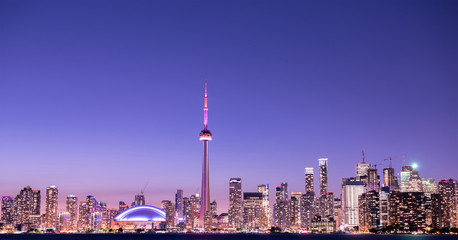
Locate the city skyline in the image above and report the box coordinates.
[1,0,458,214]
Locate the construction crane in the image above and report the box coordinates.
[140,182,149,195]
[383,155,406,168]
[371,162,384,169]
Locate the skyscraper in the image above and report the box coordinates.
[161,200,175,228]
[242,192,263,230]
[134,193,145,207]
[199,81,212,230]
[305,167,314,193]
[432,179,457,228]
[45,185,58,229]
[383,167,395,190]
[276,182,289,201]
[319,158,328,196]
[367,168,380,192]
[257,184,270,226]
[400,165,413,192]
[66,195,78,231]
[14,186,40,227]
[356,151,370,181]
[341,177,365,228]
[388,192,426,231]
[290,192,302,227]
[1,196,14,226]
[175,189,184,221]
[229,178,242,229]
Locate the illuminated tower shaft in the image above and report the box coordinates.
[199,81,212,230]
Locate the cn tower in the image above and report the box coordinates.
[199,81,212,230]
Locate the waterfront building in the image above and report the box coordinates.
[228,178,242,229]
[78,202,89,230]
[431,179,457,228]
[14,186,40,228]
[175,189,184,222]
[273,199,290,230]
[257,184,270,226]
[300,192,315,230]
[333,197,342,229]
[45,185,58,229]
[113,205,165,231]
[341,177,365,228]
[379,187,390,227]
[106,209,118,229]
[183,197,194,229]
[388,192,426,231]
[290,192,302,228]
[57,212,71,232]
[310,215,336,233]
[66,195,78,231]
[199,81,212,230]
[242,192,263,231]
[161,200,175,228]
[190,194,201,227]
[358,190,380,232]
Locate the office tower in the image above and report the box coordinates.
[161,200,175,228]
[134,193,145,207]
[45,185,58,229]
[183,197,194,229]
[319,158,328,196]
[341,177,365,227]
[257,184,270,226]
[57,212,71,232]
[175,189,184,221]
[273,200,290,230]
[242,192,263,230]
[1,196,14,225]
[367,168,380,192]
[358,190,380,232]
[356,151,370,181]
[431,179,457,229]
[305,168,314,193]
[199,81,212,230]
[276,182,289,201]
[388,192,426,231]
[66,195,78,231]
[86,195,97,230]
[400,165,413,192]
[290,192,302,227]
[118,201,128,212]
[95,201,107,229]
[229,178,242,229]
[383,167,395,190]
[300,192,315,229]
[407,170,423,192]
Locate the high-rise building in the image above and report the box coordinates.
[319,158,328,196]
[118,201,128,212]
[106,209,118,229]
[273,200,290,230]
[175,189,184,222]
[388,192,426,231]
[134,193,145,207]
[78,202,89,230]
[183,197,195,229]
[242,192,263,230]
[367,168,380,192]
[356,151,370,181]
[1,196,14,225]
[400,165,413,192]
[190,194,201,228]
[14,186,40,227]
[431,179,457,229]
[161,200,175,228]
[57,212,71,232]
[257,184,270,226]
[86,195,97,230]
[407,170,423,192]
[319,193,334,218]
[300,192,315,230]
[45,185,58,229]
[358,190,380,232]
[229,178,242,229]
[276,182,289,201]
[199,81,212,230]
[383,168,395,190]
[341,177,365,228]
[66,195,78,231]
[290,192,302,228]
[305,168,314,193]
[210,200,217,217]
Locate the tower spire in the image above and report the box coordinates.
[204,80,208,130]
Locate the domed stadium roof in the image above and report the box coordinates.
[114,205,165,222]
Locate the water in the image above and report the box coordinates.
[0,234,455,240]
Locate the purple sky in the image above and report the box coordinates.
[1,0,457,213]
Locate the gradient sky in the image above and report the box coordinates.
[1,0,457,213]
